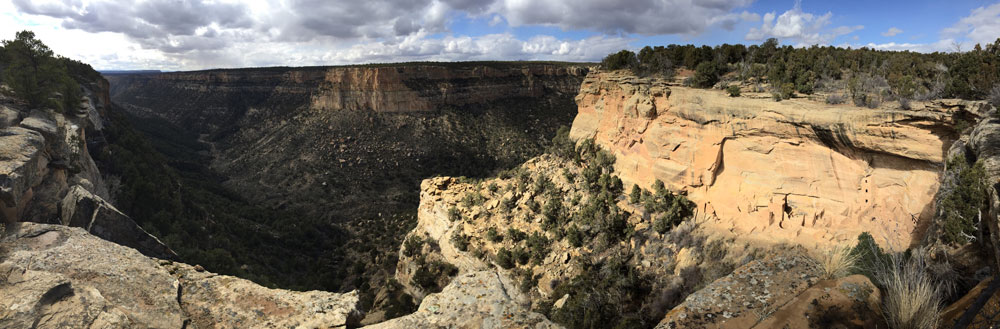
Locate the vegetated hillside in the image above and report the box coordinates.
[106,63,587,221]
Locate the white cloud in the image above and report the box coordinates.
[881,27,902,37]
[2,0,756,70]
[745,3,862,45]
[943,2,1000,47]
[495,0,754,35]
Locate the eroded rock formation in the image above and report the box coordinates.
[0,222,361,328]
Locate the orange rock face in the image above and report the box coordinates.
[570,71,958,250]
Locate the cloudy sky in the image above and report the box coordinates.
[2,0,999,71]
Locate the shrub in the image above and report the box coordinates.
[772,92,783,102]
[629,185,642,204]
[875,252,941,329]
[496,248,516,269]
[899,97,912,110]
[513,246,531,265]
[989,85,1000,110]
[461,191,485,208]
[447,207,462,222]
[849,232,890,280]
[450,230,469,252]
[527,232,550,264]
[486,227,503,242]
[826,94,846,104]
[507,228,527,242]
[601,50,638,71]
[412,260,458,291]
[817,245,858,279]
[691,61,721,88]
[403,235,424,257]
[780,82,796,99]
[939,157,988,245]
[726,84,741,97]
[566,225,584,247]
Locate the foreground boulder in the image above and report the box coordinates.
[0,222,361,328]
[367,270,558,329]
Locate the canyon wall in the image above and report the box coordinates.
[107,63,588,222]
[569,71,983,250]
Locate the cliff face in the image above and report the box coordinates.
[107,64,587,135]
[569,71,978,250]
[107,63,588,222]
[0,79,174,260]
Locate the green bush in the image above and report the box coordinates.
[496,248,516,269]
[691,61,721,88]
[461,191,485,208]
[448,206,462,222]
[566,225,585,247]
[513,246,531,265]
[601,50,638,71]
[939,157,988,245]
[629,185,642,204]
[412,260,458,291]
[726,84,741,97]
[549,255,653,328]
[527,232,550,264]
[780,82,796,99]
[403,235,424,257]
[486,227,503,242]
[507,228,527,242]
[849,232,891,283]
[450,230,470,252]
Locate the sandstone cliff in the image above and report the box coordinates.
[569,71,981,250]
[0,82,174,260]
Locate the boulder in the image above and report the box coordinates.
[366,271,559,329]
[60,185,177,260]
[0,105,18,128]
[0,223,362,329]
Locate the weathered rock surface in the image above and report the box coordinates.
[0,126,46,223]
[570,71,972,250]
[0,222,362,329]
[367,271,558,329]
[60,185,176,259]
[656,248,821,328]
[754,275,882,329]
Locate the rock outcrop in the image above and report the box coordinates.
[367,271,558,329]
[0,84,173,259]
[569,71,978,250]
[0,222,362,328]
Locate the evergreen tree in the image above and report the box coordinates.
[1,30,78,111]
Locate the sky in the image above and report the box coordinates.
[1,0,999,71]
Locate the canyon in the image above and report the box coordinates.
[3,61,999,328]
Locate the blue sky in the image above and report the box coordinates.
[2,0,999,70]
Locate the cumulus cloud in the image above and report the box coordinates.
[745,3,862,45]
[496,0,754,35]
[881,27,902,37]
[943,2,1000,46]
[5,0,759,69]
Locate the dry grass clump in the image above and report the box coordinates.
[875,252,941,329]
[816,245,858,279]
